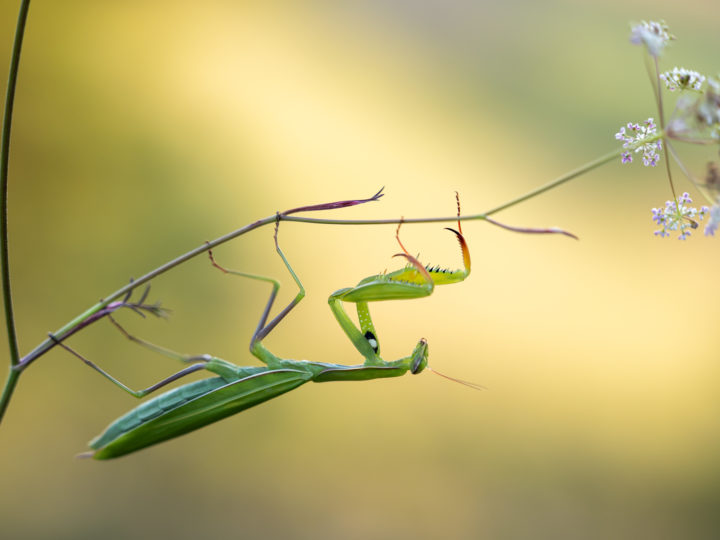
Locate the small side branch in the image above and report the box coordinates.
[484,216,578,239]
[281,186,384,216]
[15,288,167,370]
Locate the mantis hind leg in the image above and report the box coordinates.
[50,290,217,398]
[49,332,210,398]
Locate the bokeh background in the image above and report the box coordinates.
[1,1,719,538]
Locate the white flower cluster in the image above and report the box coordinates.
[630,20,674,57]
[615,118,662,167]
[651,193,709,240]
[660,67,705,92]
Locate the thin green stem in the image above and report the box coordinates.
[14,148,621,374]
[0,368,19,422]
[665,136,719,146]
[643,52,661,111]
[16,214,276,371]
[285,151,623,226]
[0,0,31,425]
[653,56,666,129]
[666,140,713,204]
[1,0,31,366]
[480,148,622,216]
[652,56,678,201]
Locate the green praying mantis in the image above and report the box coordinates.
[51,194,477,459]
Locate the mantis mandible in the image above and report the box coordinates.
[60,195,474,459]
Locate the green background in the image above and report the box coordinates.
[1,1,719,538]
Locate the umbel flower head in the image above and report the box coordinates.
[660,67,705,92]
[615,118,662,166]
[630,20,674,57]
[651,192,709,240]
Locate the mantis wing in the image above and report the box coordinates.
[90,369,312,459]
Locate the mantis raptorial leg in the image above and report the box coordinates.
[328,192,470,363]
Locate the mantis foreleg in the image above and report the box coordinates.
[328,193,471,364]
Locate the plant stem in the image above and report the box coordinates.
[14,148,620,374]
[16,214,275,371]
[0,0,31,425]
[1,0,31,366]
[282,150,623,226]
[652,56,678,202]
[0,368,18,422]
[481,148,622,216]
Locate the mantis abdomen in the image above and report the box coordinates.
[90,369,312,459]
[88,358,421,459]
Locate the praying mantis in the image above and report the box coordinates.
[59,195,475,459]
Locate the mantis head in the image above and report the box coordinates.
[409,338,484,389]
[410,338,429,374]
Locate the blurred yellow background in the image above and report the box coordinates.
[1,1,719,538]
